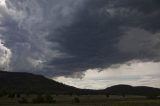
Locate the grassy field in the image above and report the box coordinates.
[0,95,160,106]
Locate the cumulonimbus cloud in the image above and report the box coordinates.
[48,0,160,76]
[0,39,11,70]
[0,0,160,78]
[0,0,84,75]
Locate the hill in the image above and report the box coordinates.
[0,71,160,96]
[0,71,79,94]
[104,84,160,96]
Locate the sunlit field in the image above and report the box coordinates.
[0,95,160,106]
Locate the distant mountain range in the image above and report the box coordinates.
[0,71,160,96]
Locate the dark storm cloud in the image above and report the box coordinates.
[0,0,84,75]
[47,0,160,76]
[0,0,160,77]
[111,0,160,32]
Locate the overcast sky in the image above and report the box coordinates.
[0,0,160,89]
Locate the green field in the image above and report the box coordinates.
[0,95,160,106]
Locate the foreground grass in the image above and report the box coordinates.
[0,95,160,106]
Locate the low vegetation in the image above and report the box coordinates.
[18,97,28,104]
[32,95,56,103]
[146,94,159,99]
[73,97,80,103]
[0,94,160,106]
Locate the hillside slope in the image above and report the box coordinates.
[0,71,79,94]
[104,84,160,96]
[0,71,160,96]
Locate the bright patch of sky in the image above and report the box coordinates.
[54,60,160,89]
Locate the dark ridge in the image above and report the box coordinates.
[104,84,160,96]
[0,70,79,94]
[0,71,160,96]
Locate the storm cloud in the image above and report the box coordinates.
[47,0,160,75]
[0,0,160,78]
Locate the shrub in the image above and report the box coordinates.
[45,95,56,103]
[69,92,73,96]
[146,95,158,99]
[32,95,56,104]
[16,94,21,98]
[32,95,45,103]
[0,93,5,97]
[8,93,15,98]
[0,90,7,97]
[18,97,28,104]
[122,93,126,98]
[26,93,30,97]
[73,97,80,103]
[106,93,110,98]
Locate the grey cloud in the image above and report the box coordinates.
[0,0,84,75]
[47,0,160,76]
[117,28,160,60]
[0,0,160,77]
[109,0,160,31]
[0,40,11,70]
